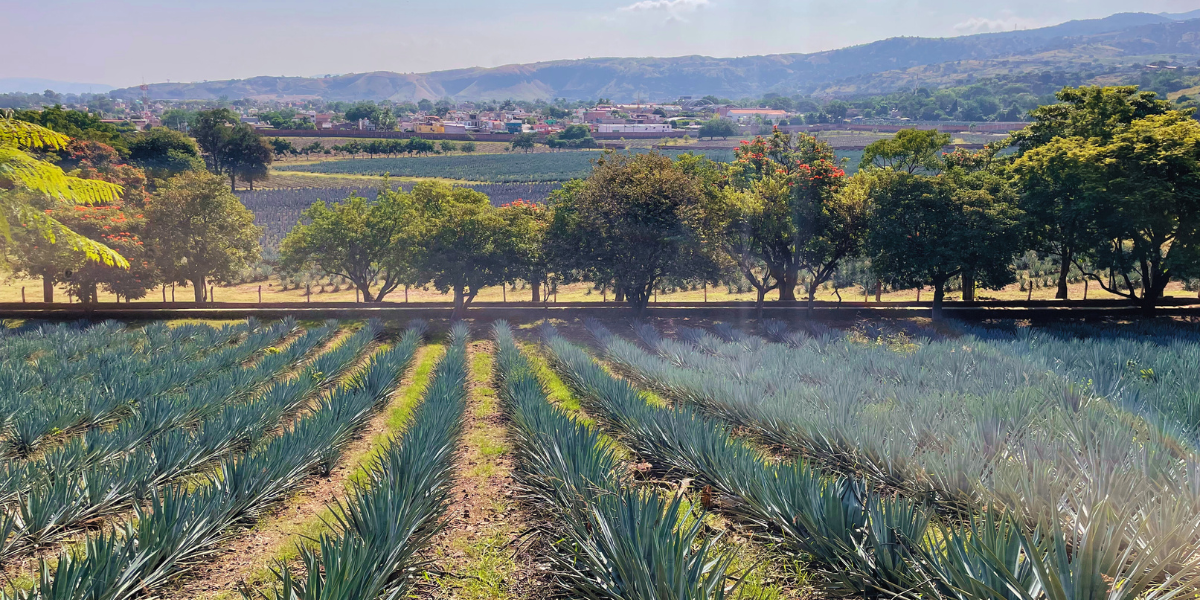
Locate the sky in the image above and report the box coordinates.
[5,0,1199,89]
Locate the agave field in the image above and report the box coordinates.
[274,149,739,182]
[3,316,1199,599]
[533,317,1200,599]
[237,183,562,255]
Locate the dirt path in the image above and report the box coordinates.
[424,340,548,600]
[176,342,446,600]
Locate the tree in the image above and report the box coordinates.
[127,127,204,178]
[224,126,273,191]
[192,108,240,174]
[547,152,717,312]
[461,142,477,154]
[439,140,457,154]
[497,199,551,302]
[1006,85,1175,299]
[1,116,127,272]
[722,130,856,305]
[1009,86,1172,153]
[410,182,518,318]
[699,118,737,140]
[547,125,597,149]
[510,132,537,152]
[859,128,951,173]
[865,168,1022,320]
[279,187,415,303]
[145,170,261,302]
[1070,113,1200,312]
[269,137,298,157]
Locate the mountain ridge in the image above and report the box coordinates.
[110,12,1200,103]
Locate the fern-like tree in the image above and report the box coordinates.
[0,115,128,276]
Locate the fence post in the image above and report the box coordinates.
[21,287,25,303]
[306,283,311,303]
[258,285,262,303]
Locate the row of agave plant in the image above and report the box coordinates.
[957,320,1200,451]
[597,318,1200,575]
[1,320,424,600]
[0,319,249,431]
[253,321,468,600]
[0,319,353,563]
[494,321,743,599]
[1,318,289,458]
[541,325,1200,600]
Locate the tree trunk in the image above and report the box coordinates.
[875,281,882,302]
[755,285,768,320]
[452,285,467,320]
[932,281,946,321]
[806,283,817,318]
[360,285,375,303]
[43,276,54,303]
[531,280,541,303]
[230,172,237,193]
[777,267,798,302]
[961,270,976,302]
[615,285,625,303]
[1056,249,1071,300]
[193,277,207,303]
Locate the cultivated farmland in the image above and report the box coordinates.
[237,183,562,255]
[3,316,1199,600]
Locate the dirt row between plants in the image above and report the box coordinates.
[173,340,446,600]
[423,339,549,600]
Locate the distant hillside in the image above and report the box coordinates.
[1,78,114,95]
[111,12,1200,103]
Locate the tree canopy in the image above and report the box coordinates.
[144,170,261,301]
[279,185,416,302]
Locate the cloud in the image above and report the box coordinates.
[952,16,1040,34]
[619,0,709,22]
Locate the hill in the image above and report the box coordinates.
[110,12,1200,103]
[1,78,114,95]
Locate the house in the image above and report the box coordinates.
[415,116,444,134]
[505,121,525,134]
[443,122,468,134]
[358,118,376,131]
[314,114,333,129]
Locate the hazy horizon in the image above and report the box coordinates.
[5,0,1199,90]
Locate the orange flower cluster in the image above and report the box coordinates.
[499,199,541,211]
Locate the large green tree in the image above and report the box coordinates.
[410,182,521,318]
[865,168,1023,319]
[127,127,204,179]
[1072,113,1200,312]
[1006,85,1175,299]
[860,128,951,174]
[145,170,261,302]
[279,187,415,302]
[547,152,717,312]
[192,108,272,191]
[699,118,737,140]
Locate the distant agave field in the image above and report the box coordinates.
[237,183,561,255]
[275,148,741,182]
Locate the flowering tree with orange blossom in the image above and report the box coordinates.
[10,140,157,302]
[722,128,867,312]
